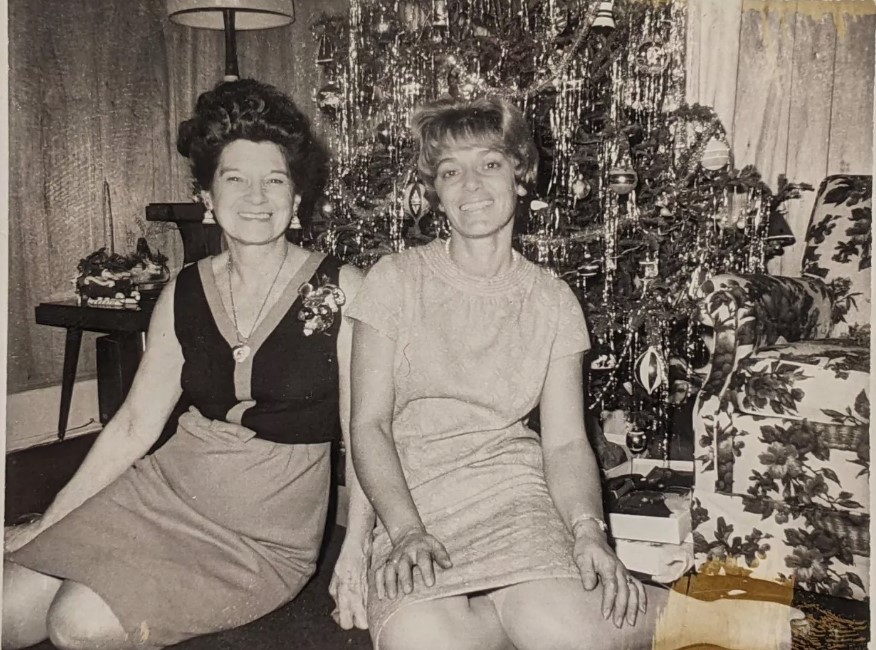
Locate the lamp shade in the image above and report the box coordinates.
[167,0,294,30]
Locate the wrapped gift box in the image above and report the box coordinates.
[614,536,694,583]
[604,459,694,545]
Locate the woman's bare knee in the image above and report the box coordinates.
[496,579,656,650]
[2,561,61,650]
[381,607,468,650]
[380,597,509,650]
[46,581,130,650]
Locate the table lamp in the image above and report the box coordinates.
[167,0,296,80]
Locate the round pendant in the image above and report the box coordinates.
[232,344,251,363]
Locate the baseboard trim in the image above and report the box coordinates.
[8,422,101,453]
[6,380,102,453]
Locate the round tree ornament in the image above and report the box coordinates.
[635,346,668,395]
[701,137,731,171]
[571,176,592,200]
[319,198,335,218]
[635,41,668,74]
[402,182,430,218]
[608,168,638,195]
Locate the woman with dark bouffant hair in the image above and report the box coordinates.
[3,79,373,649]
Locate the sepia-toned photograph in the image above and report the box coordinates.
[3,1,872,648]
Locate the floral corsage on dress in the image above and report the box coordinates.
[297,275,346,336]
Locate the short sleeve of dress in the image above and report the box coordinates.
[344,255,402,341]
[550,282,591,360]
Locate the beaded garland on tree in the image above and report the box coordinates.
[306,0,810,457]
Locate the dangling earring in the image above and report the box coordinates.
[288,197,303,233]
[199,191,216,225]
[285,213,303,245]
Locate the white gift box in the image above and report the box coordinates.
[614,536,694,583]
[604,459,694,545]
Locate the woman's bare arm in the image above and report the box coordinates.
[540,351,646,627]
[349,320,422,542]
[38,280,184,529]
[336,265,376,547]
[539,352,604,531]
[350,321,451,598]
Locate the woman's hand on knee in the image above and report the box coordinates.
[573,534,647,628]
[329,541,370,630]
[4,519,45,555]
[377,529,452,600]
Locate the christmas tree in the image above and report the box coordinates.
[308,0,808,456]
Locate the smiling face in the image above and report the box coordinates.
[203,140,301,246]
[433,144,524,240]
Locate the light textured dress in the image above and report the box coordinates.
[345,238,591,648]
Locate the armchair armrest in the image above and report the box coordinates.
[694,273,832,404]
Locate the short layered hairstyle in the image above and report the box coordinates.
[411,96,539,205]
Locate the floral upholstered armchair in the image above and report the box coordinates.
[691,175,871,600]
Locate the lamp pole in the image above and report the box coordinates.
[223,9,239,80]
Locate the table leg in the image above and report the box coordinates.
[58,328,83,441]
[96,333,145,425]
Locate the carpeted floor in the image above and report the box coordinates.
[5,433,870,649]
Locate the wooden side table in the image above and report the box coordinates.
[35,301,155,440]
[35,204,220,442]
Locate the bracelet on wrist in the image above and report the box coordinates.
[570,513,608,538]
[389,523,426,545]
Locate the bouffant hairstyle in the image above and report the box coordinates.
[411,96,538,205]
[177,78,328,227]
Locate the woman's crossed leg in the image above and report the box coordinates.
[3,561,153,650]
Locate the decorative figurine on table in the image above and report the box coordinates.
[128,238,170,299]
[75,249,140,310]
[74,238,169,310]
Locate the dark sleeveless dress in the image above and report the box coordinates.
[10,251,344,647]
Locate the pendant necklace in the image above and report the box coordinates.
[227,246,288,363]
